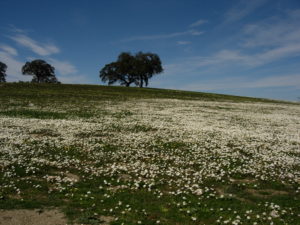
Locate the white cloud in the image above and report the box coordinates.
[242,10,300,48]
[247,74,300,88]
[164,7,300,78]
[48,58,77,75]
[0,28,90,84]
[189,30,203,35]
[22,56,78,76]
[10,34,60,56]
[0,51,31,82]
[232,10,300,66]
[224,0,268,24]
[8,25,28,34]
[177,41,191,45]
[45,58,91,84]
[210,50,249,64]
[163,50,250,76]
[0,50,90,83]
[0,45,18,56]
[57,74,92,84]
[199,46,300,68]
[189,19,207,28]
[180,74,300,92]
[256,44,300,65]
[122,30,203,42]
[164,40,300,77]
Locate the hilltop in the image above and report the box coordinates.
[0,83,293,105]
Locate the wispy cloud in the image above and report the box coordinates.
[177,41,191,45]
[164,8,300,77]
[189,19,207,28]
[58,74,92,84]
[0,45,18,56]
[238,9,300,65]
[165,43,300,76]
[163,50,249,76]
[8,25,29,34]
[0,50,89,83]
[0,50,30,82]
[248,74,300,89]
[0,26,92,84]
[45,59,91,84]
[46,58,91,84]
[122,30,203,42]
[48,58,77,75]
[10,34,60,56]
[224,0,268,24]
[181,74,300,92]
[206,44,300,67]
[241,10,300,48]
[256,44,300,65]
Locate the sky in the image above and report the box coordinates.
[1,0,300,101]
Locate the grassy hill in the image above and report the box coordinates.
[0,82,290,103]
[0,83,299,225]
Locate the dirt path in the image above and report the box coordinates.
[0,209,68,225]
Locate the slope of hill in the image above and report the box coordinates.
[0,83,299,225]
[0,83,293,104]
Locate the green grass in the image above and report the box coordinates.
[0,83,299,224]
[0,82,293,105]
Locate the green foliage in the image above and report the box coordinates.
[100,52,163,88]
[0,109,68,119]
[134,52,163,88]
[22,59,60,83]
[0,61,7,83]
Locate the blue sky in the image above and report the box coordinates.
[1,0,300,101]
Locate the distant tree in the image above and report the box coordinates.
[99,51,163,87]
[100,62,133,87]
[22,59,60,83]
[117,52,137,86]
[100,53,136,87]
[0,61,7,83]
[134,52,163,88]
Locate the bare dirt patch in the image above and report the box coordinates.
[7,195,22,200]
[107,184,128,193]
[0,209,69,225]
[66,172,80,182]
[119,173,131,181]
[246,188,289,198]
[30,129,60,138]
[100,215,114,224]
[215,187,251,203]
[229,178,256,184]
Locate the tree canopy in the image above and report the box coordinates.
[100,52,163,87]
[0,61,7,83]
[22,59,60,83]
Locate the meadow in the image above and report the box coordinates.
[0,83,299,225]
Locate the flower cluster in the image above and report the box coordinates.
[0,98,299,223]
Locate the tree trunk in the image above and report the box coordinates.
[139,77,143,88]
[125,82,130,87]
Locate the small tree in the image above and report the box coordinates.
[22,59,59,83]
[117,52,136,86]
[0,61,7,83]
[99,51,163,87]
[134,52,163,88]
[100,62,131,86]
[100,53,136,87]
